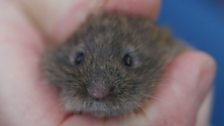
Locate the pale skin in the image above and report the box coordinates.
[0,0,216,126]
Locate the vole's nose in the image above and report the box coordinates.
[87,85,111,100]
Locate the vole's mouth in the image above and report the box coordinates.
[64,99,136,118]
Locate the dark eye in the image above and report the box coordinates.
[123,53,133,67]
[74,52,84,65]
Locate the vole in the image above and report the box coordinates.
[41,13,186,118]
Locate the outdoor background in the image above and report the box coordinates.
[158,0,224,125]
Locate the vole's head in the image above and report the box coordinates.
[42,14,169,117]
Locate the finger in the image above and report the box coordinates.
[145,51,216,126]
[16,0,104,43]
[16,0,160,44]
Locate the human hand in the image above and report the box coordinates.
[0,0,215,126]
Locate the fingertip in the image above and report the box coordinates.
[174,50,216,97]
[193,51,216,103]
[54,0,105,43]
[164,50,216,99]
[186,51,216,75]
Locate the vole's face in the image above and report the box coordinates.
[42,14,169,117]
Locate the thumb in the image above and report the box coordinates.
[146,51,216,126]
